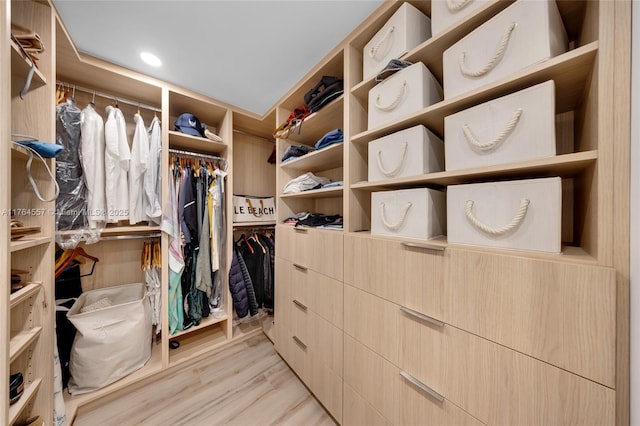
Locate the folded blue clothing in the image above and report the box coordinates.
[281,144,315,162]
[16,140,64,158]
[322,181,343,188]
[315,129,343,150]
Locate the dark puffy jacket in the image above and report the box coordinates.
[236,245,259,316]
[229,247,249,318]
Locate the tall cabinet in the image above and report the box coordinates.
[2,1,56,425]
[273,0,631,425]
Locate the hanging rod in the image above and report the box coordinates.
[99,232,161,241]
[168,148,226,162]
[57,80,162,113]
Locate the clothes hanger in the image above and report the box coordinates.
[55,246,99,279]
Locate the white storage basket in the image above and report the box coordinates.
[445,80,556,171]
[443,0,568,99]
[67,282,152,395]
[363,3,431,81]
[368,125,444,181]
[368,62,443,130]
[447,177,562,253]
[431,0,490,36]
[371,187,446,241]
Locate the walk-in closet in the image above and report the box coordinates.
[1,0,636,425]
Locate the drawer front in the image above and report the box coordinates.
[368,62,443,130]
[443,0,568,98]
[344,234,448,321]
[444,80,556,171]
[447,177,562,253]
[344,334,398,422]
[343,383,391,426]
[399,312,616,425]
[306,310,343,378]
[277,258,343,329]
[309,350,343,423]
[448,248,616,387]
[276,225,343,281]
[362,2,431,81]
[344,284,399,365]
[371,187,446,241]
[368,124,444,181]
[279,323,313,386]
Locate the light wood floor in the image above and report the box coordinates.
[73,333,335,426]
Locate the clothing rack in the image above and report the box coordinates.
[168,148,228,170]
[99,232,161,241]
[56,80,162,113]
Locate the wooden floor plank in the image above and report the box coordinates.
[73,334,335,426]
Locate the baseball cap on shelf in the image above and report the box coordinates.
[175,113,205,137]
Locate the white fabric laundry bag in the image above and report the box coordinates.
[67,282,151,395]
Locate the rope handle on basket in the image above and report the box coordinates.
[447,0,474,12]
[375,81,407,111]
[465,198,529,235]
[459,22,517,77]
[463,108,523,151]
[377,142,408,177]
[369,26,395,59]
[381,201,413,231]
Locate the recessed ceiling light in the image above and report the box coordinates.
[140,52,162,67]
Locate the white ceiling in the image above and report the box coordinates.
[52,0,384,116]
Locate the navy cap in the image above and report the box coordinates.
[175,113,205,137]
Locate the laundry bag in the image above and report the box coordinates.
[442,0,568,99]
[67,282,151,394]
[362,2,431,81]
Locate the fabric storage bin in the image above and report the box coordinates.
[67,282,152,395]
[368,124,444,181]
[371,187,446,241]
[363,3,431,81]
[431,0,490,36]
[444,80,556,171]
[442,0,568,99]
[447,177,561,253]
[233,195,276,222]
[368,62,443,130]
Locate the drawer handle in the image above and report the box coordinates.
[294,227,308,233]
[401,241,445,252]
[292,335,307,349]
[400,370,444,403]
[375,80,407,111]
[293,299,308,311]
[463,108,523,151]
[293,263,308,272]
[459,22,517,77]
[400,306,444,328]
[376,142,408,177]
[369,25,395,59]
[447,0,473,12]
[465,198,529,235]
[381,201,412,231]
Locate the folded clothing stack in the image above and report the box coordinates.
[283,212,343,230]
[282,145,315,162]
[283,172,330,194]
[315,129,344,150]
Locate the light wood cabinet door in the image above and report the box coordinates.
[448,248,616,387]
[344,284,399,365]
[399,311,616,425]
[343,383,391,426]
[309,350,343,424]
[276,225,343,281]
[344,334,398,423]
[344,234,448,320]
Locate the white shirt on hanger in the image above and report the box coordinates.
[80,103,106,228]
[129,113,150,224]
[144,116,162,224]
[104,105,131,222]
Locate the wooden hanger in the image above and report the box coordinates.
[55,246,99,279]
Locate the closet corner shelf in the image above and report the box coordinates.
[351,151,598,190]
[8,378,42,425]
[10,282,42,309]
[10,236,51,253]
[169,130,227,155]
[9,326,43,363]
[280,142,344,172]
[352,41,598,144]
[170,314,228,339]
[233,221,276,228]
[10,40,47,89]
[282,95,344,145]
[280,186,344,199]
